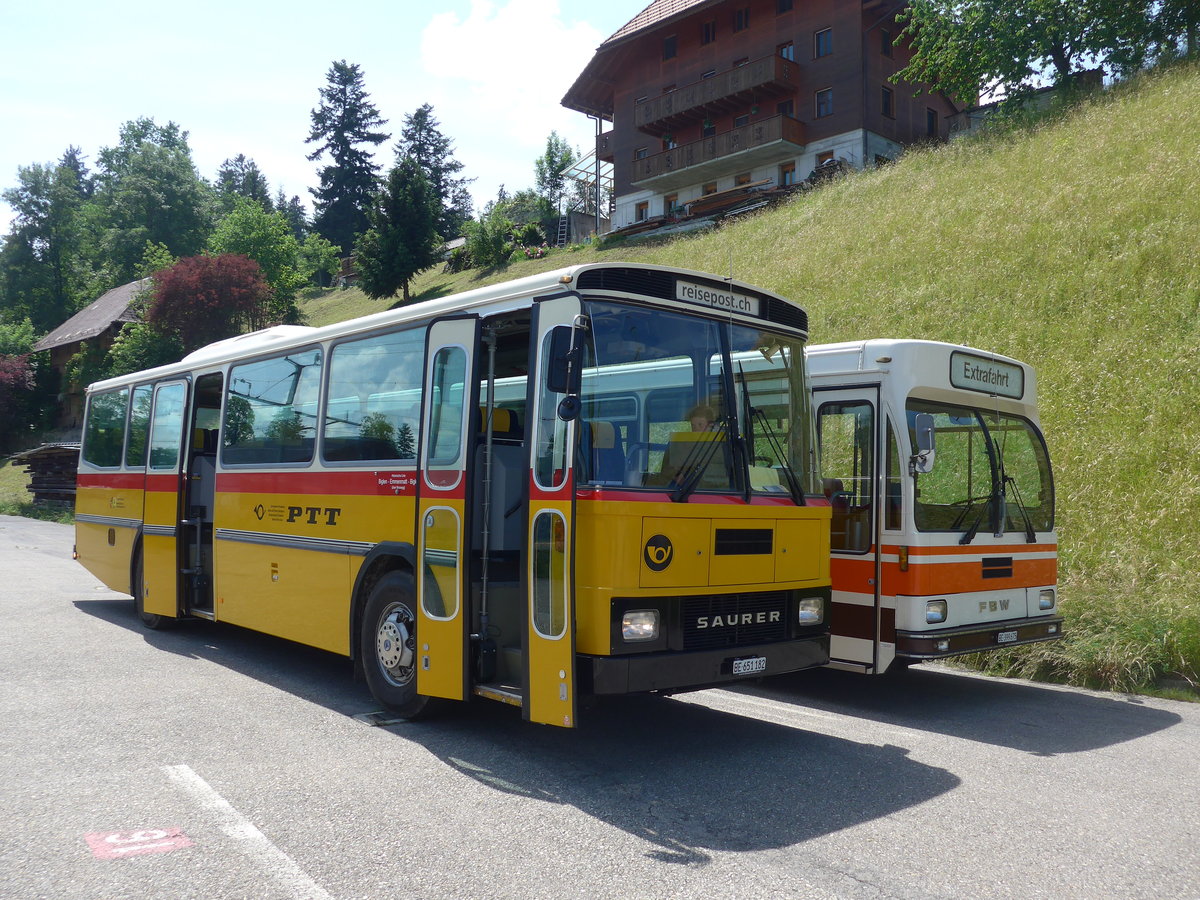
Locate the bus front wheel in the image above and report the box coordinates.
[361,571,432,719]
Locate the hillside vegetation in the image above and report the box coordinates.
[310,63,1199,694]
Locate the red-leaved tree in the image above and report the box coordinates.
[0,354,35,452]
[148,254,272,353]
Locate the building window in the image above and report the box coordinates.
[815,28,832,58]
[734,113,750,127]
[777,98,794,117]
[702,118,716,137]
[702,182,718,195]
[881,29,893,58]
[734,172,752,186]
[701,20,716,44]
[664,194,679,216]
[662,135,677,150]
[701,69,717,79]
[816,150,834,165]
[663,34,677,60]
[663,84,676,94]
[734,8,750,32]
[882,86,894,118]
[635,147,648,160]
[779,161,797,185]
[634,95,648,105]
[927,108,939,137]
[733,57,749,67]
[778,41,795,61]
[635,201,649,222]
[777,0,793,12]
[815,88,833,118]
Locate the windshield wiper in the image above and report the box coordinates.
[752,408,803,506]
[1004,474,1037,543]
[669,421,728,503]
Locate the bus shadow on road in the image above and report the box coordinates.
[735,665,1183,756]
[408,694,961,865]
[74,596,961,864]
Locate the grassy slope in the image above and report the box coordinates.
[312,63,1200,692]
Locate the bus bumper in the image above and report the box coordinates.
[896,616,1064,660]
[580,635,829,695]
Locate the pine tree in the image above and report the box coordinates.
[354,156,440,304]
[394,104,473,241]
[306,60,389,254]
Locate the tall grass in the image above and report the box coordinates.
[319,63,1200,694]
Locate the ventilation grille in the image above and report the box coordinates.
[714,528,773,555]
[681,591,789,650]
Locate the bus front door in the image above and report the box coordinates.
[525,296,580,728]
[815,386,885,672]
[140,380,189,623]
[416,318,478,702]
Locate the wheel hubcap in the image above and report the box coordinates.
[376,603,415,685]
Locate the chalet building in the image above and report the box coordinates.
[32,278,148,429]
[563,0,959,230]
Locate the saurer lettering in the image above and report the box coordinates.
[697,610,782,629]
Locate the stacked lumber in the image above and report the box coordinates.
[11,443,80,507]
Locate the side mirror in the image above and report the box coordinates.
[546,325,578,394]
[910,412,936,474]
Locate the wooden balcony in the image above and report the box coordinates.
[597,130,615,163]
[634,55,800,137]
[630,115,807,191]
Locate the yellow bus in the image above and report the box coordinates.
[75,263,831,728]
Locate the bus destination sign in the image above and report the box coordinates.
[675,280,760,317]
[950,351,1024,399]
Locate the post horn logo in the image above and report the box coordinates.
[643,534,673,572]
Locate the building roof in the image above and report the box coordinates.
[603,0,718,48]
[32,279,149,352]
[563,0,725,119]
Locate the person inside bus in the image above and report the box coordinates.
[688,403,717,432]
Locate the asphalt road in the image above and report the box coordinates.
[1,514,1197,899]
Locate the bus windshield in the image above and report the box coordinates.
[907,399,1054,537]
[578,301,818,498]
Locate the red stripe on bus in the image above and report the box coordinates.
[77,472,146,489]
[216,470,426,497]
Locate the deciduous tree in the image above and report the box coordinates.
[147,254,271,353]
[534,131,577,215]
[210,197,305,323]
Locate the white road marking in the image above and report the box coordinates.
[163,764,332,900]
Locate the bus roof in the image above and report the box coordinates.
[86,262,804,393]
[806,339,1038,408]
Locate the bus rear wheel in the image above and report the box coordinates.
[361,571,432,719]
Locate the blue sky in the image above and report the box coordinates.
[0,0,638,234]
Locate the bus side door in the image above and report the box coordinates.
[142,380,190,619]
[814,386,884,672]
[525,296,580,728]
[416,317,479,701]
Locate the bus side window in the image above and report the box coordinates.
[817,400,874,552]
[886,419,902,530]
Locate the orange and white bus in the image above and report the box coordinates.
[807,339,1061,674]
[75,263,831,727]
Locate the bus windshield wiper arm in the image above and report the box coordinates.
[1004,474,1037,543]
[753,408,803,505]
[959,508,986,545]
[670,421,728,503]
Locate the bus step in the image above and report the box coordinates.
[473,683,523,708]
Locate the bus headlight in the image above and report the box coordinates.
[1039,589,1055,610]
[926,599,948,624]
[622,610,659,642]
[798,597,824,626]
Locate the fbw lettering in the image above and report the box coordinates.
[979,598,1010,613]
[287,506,343,525]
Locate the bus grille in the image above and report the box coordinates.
[681,591,789,651]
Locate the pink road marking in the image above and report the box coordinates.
[84,828,193,859]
